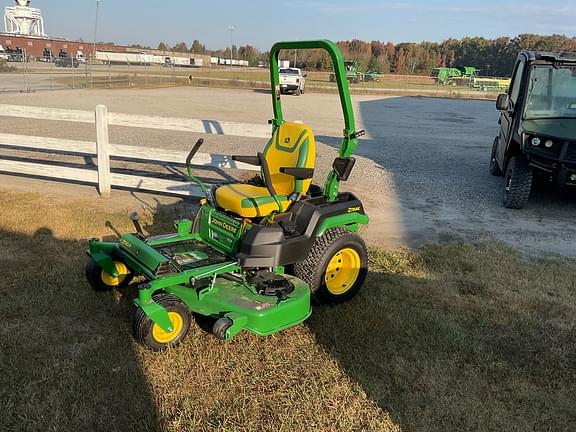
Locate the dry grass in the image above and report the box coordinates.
[0,59,16,73]
[1,189,575,431]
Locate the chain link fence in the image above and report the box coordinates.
[0,61,500,100]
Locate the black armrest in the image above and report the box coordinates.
[279,167,314,179]
[232,155,261,166]
[258,152,277,196]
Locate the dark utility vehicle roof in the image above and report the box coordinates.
[522,51,576,63]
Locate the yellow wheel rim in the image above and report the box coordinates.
[151,311,184,344]
[100,261,129,286]
[324,248,361,295]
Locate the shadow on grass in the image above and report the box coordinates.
[308,243,576,432]
[0,227,160,432]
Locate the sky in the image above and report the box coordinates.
[15,1,576,50]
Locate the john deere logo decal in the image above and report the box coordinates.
[211,217,239,234]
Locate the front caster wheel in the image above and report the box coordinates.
[293,228,368,303]
[133,294,192,351]
[85,259,133,291]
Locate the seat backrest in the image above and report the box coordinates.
[262,122,315,196]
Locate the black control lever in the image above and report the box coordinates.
[129,211,144,236]
[186,138,205,167]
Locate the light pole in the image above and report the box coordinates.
[92,0,101,62]
[228,25,234,69]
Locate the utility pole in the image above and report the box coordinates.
[228,25,234,70]
[92,0,101,61]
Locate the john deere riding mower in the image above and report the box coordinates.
[86,40,369,351]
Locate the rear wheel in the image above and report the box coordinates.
[85,259,133,291]
[293,228,368,303]
[133,293,192,351]
[489,137,503,176]
[294,88,301,96]
[503,155,533,209]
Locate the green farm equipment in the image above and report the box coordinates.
[433,66,479,85]
[329,60,380,84]
[86,40,369,351]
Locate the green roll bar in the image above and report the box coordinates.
[269,40,364,202]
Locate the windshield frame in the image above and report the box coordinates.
[523,63,576,121]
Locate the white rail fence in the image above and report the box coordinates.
[0,104,269,197]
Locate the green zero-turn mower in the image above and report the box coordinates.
[86,40,369,351]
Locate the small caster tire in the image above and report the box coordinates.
[86,258,133,291]
[133,293,192,351]
[213,317,233,340]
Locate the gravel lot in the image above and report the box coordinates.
[1,86,575,256]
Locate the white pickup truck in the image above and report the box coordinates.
[279,67,306,96]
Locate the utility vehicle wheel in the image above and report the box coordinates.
[85,259,133,291]
[293,228,368,303]
[133,293,192,351]
[503,156,533,209]
[295,88,301,96]
[489,137,503,176]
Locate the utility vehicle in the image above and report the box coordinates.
[490,51,576,208]
[279,67,306,95]
[54,56,79,68]
[86,40,369,351]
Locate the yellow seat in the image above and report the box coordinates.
[216,122,315,218]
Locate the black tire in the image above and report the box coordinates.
[489,137,503,176]
[133,293,192,351]
[85,258,133,291]
[503,156,533,209]
[294,88,301,96]
[213,317,233,340]
[293,228,368,303]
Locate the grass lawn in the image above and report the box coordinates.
[1,189,574,431]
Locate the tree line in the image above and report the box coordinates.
[148,34,576,77]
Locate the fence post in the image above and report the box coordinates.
[95,104,111,197]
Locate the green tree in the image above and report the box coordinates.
[173,42,188,52]
[190,40,205,54]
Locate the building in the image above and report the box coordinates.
[0,33,127,58]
